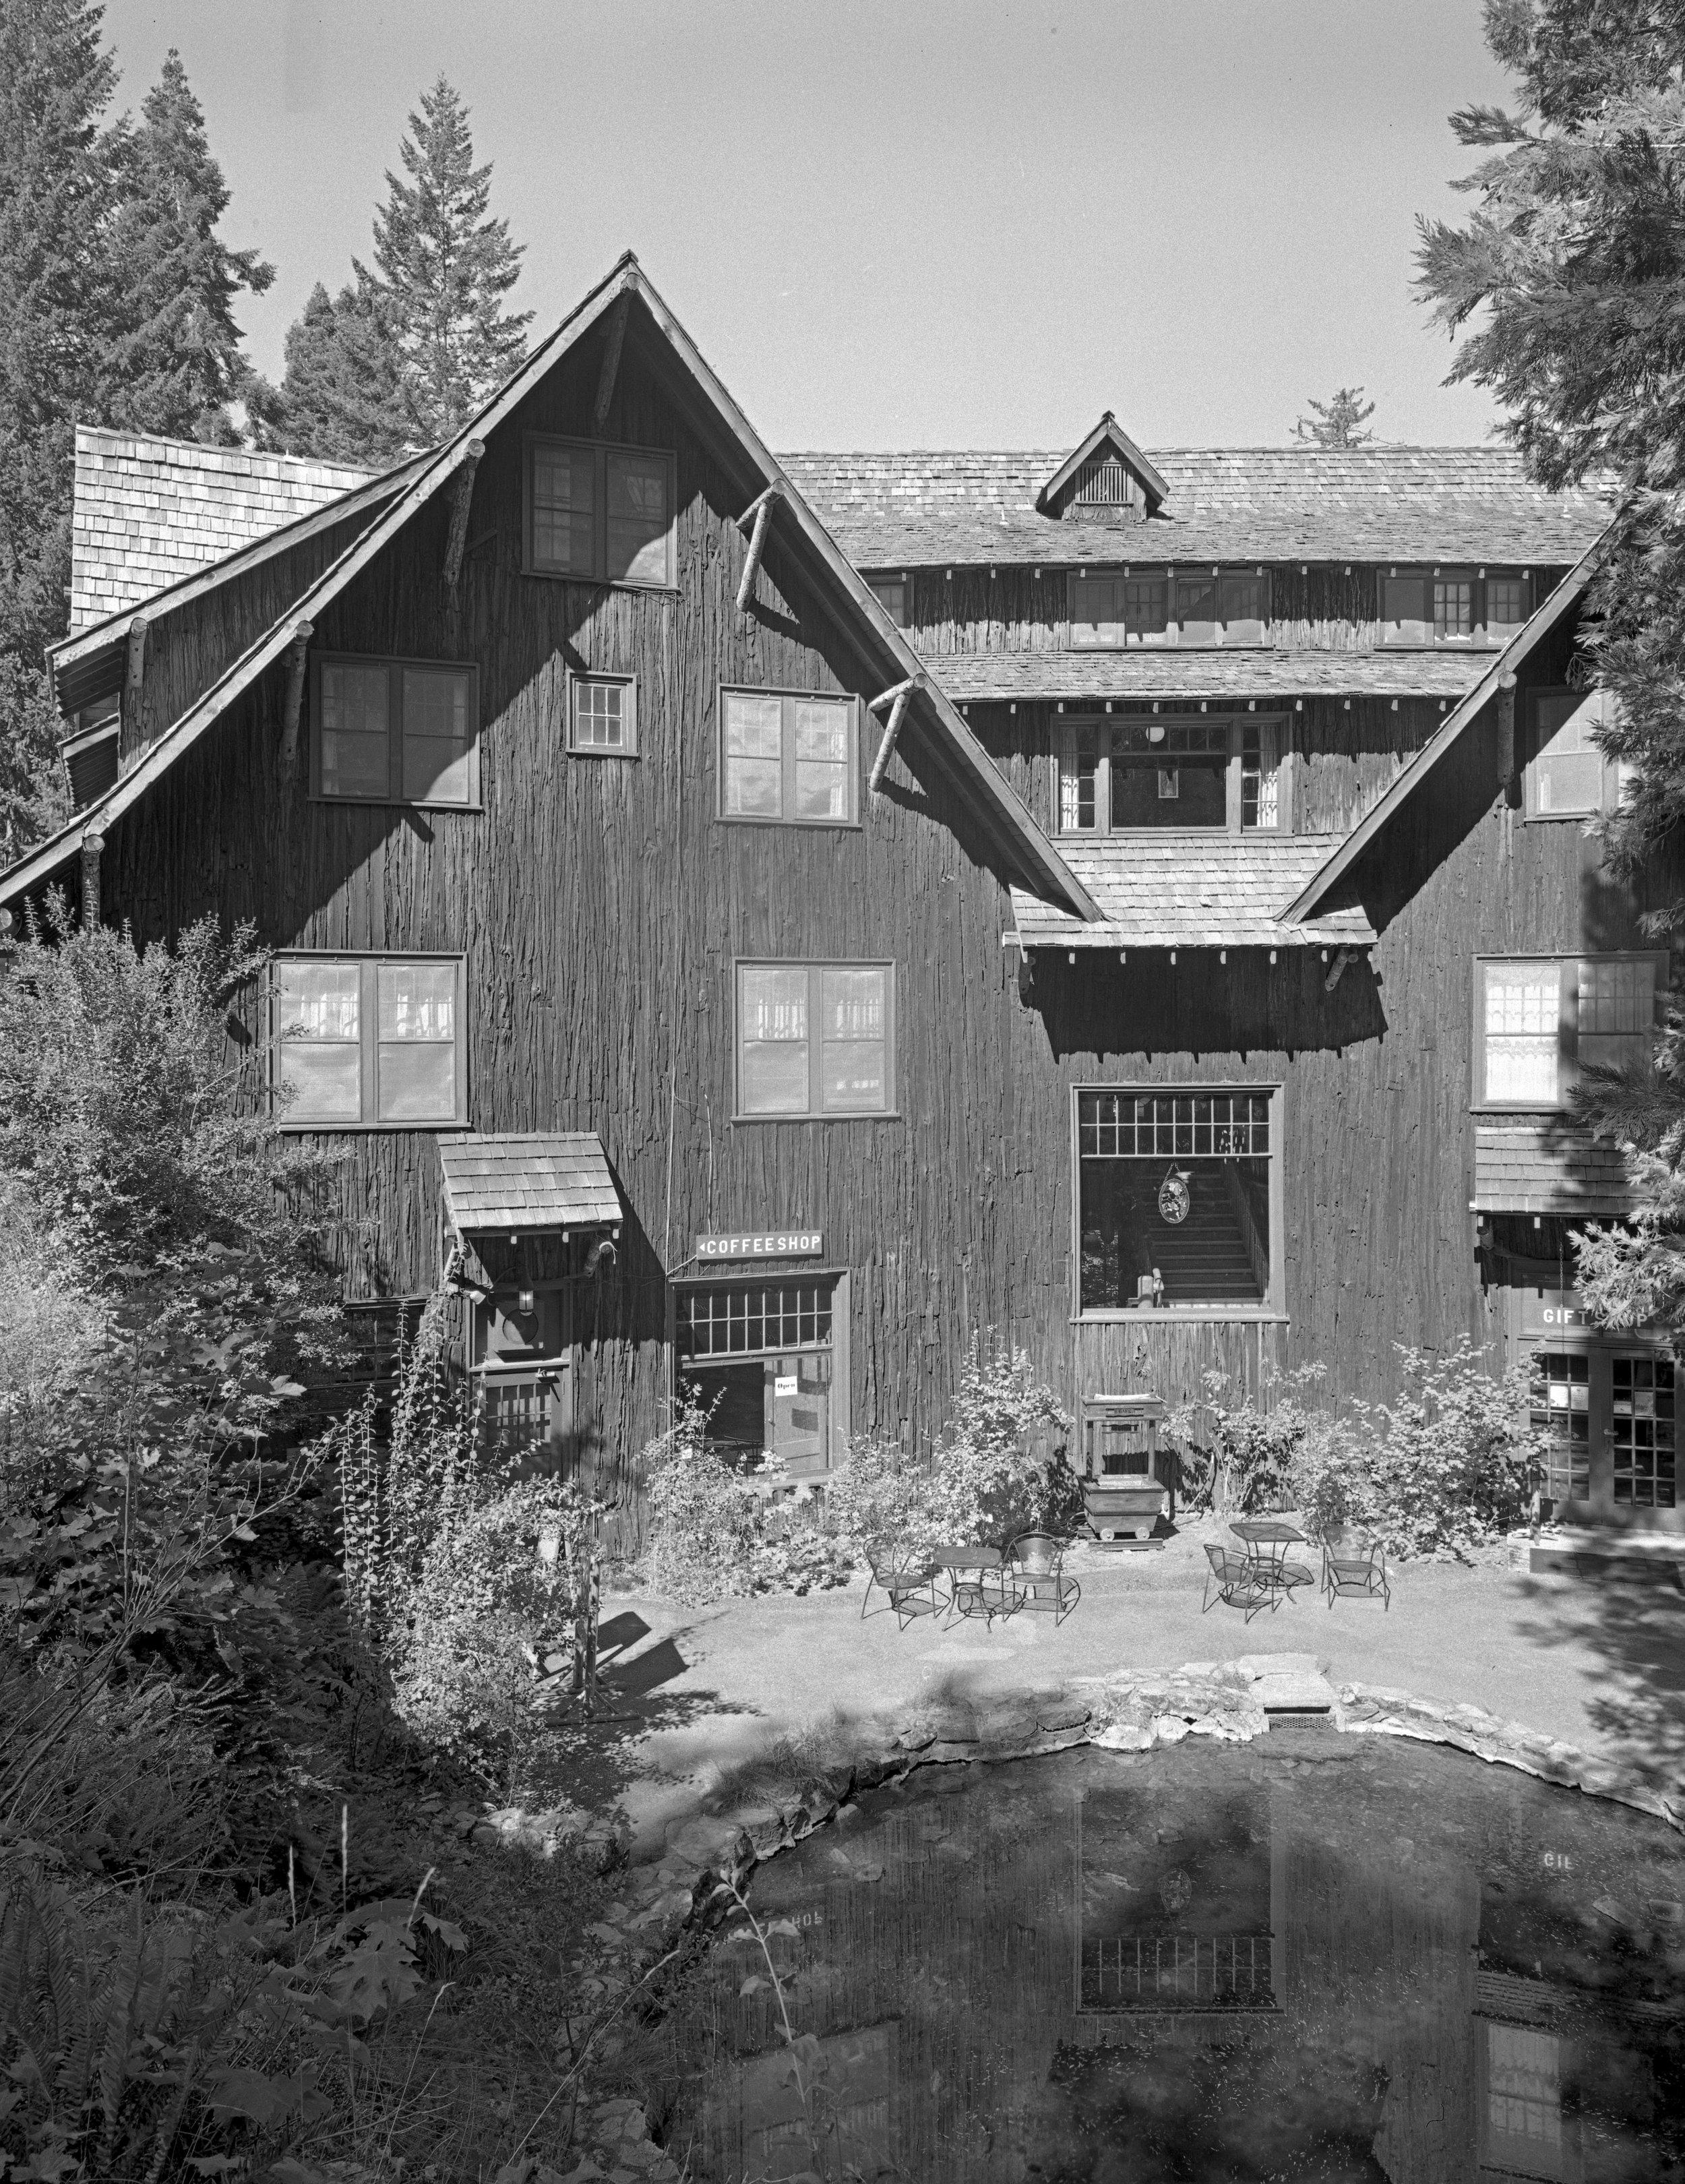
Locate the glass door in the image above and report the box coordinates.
[1611,1353,1676,1515]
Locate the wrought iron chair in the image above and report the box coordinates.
[1003,1531,1082,1625]
[1201,1542,1276,1622]
[1322,1537,1390,1611]
[861,1544,943,1630]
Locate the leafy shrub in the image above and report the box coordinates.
[922,1333,1076,1546]
[1169,1364,1328,1516]
[824,1434,935,1557]
[1344,1339,1541,1557]
[640,1389,764,1604]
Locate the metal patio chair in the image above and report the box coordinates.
[1322,1537,1390,1611]
[1201,1542,1277,1622]
[1003,1531,1082,1625]
[861,1544,944,1630]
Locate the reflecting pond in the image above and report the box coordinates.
[667,1728,1685,2182]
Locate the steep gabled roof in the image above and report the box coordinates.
[1037,413,1169,516]
[3,255,1099,923]
[1282,539,1607,926]
[778,447,1610,570]
[70,427,380,630]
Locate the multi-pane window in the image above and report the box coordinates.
[866,576,912,629]
[677,1283,834,1358]
[568,673,637,756]
[526,435,675,587]
[1531,1352,1590,1504]
[311,656,479,806]
[1527,688,1622,819]
[1476,954,1663,1108]
[1379,568,1531,647]
[735,962,894,1118]
[1077,1089,1276,1312]
[720,690,859,824]
[1612,1354,1676,1509]
[274,955,466,1128]
[1067,568,1271,649]
[1057,717,1285,835]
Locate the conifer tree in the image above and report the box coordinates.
[1293,388,1376,447]
[100,49,274,442]
[274,278,415,468]
[1417,0,1685,1335]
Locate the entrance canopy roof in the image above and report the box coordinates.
[440,1133,621,1235]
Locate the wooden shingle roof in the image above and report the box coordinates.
[930,648,1482,704]
[1010,835,1375,951]
[1472,1125,1631,1217]
[439,1133,621,1234]
[70,427,377,631]
[778,447,1609,570]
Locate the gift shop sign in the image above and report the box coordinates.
[694,1230,823,1263]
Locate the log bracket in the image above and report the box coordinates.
[122,617,148,749]
[1324,946,1356,993]
[868,675,923,796]
[735,484,783,613]
[443,439,487,608]
[593,294,631,435]
[278,621,315,785]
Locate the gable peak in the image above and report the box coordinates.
[1039,413,1169,522]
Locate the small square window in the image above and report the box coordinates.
[867,577,912,629]
[569,673,638,756]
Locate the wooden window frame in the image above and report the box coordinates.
[309,653,481,809]
[1377,566,1533,650]
[717,686,863,830]
[733,959,898,1122]
[1054,713,1291,837]
[1523,686,1620,822]
[865,574,914,630]
[522,431,678,590]
[1070,1082,1287,1323]
[1065,568,1274,651]
[1471,950,1667,1114]
[565,667,639,758]
[271,951,469,1132]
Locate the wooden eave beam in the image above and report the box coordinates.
[443,439,487,604]
[735,485,783,613]
[278,621,315,783]
[592,294,631,435]
[869,676,925,796]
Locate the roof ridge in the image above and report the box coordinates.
[75,422,380,478]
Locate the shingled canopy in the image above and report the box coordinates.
[1010,835,1375,952]
[439,1134,621,1236]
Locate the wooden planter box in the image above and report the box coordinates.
[1081,1479,1168,1540]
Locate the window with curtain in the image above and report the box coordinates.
[735,962,894,1117]
[274,955,466,1128]
[1475,954,1663,1108]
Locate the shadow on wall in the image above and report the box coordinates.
[1026,946,1388,1066]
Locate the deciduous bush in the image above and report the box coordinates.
[1345,1339,1540,1557]
[1169,1364,1329,1515]
[922,1333,1076,1546]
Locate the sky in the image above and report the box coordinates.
[96,0,1516,452]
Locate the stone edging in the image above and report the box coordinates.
[532,1662,1680,2183]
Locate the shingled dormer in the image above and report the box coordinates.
[1037,412,1169,526]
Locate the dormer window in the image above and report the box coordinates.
[1039,414,1169,521]
[1067,568,1272,649]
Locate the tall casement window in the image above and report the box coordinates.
[273,954,468,1128]
[1378,568,1531,648]
[524,435,676,588]
[865,575,913,629]
[1474,954,1665,1108]
[311,656,479,806]
[719,690,861,825]
[1527,688,1624,820]
[1067,568,1271,649]
[1057,716,1287,834]
[1076,1089,1281,1314]
[568,671,638,756]
[735,962,895,1118]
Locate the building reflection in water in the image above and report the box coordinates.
[686,1740,1684,2183]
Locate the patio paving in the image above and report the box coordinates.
[591,1518,1685,1856]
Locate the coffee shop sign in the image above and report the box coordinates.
[695,1231,822,1262]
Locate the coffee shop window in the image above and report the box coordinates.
[1075,1088,1281,1315]
[675,1276,847,1476]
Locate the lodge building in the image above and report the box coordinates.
[3,253,1677,1536]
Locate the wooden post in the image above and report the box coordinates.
[1496,672,1518,799]
[592,294,630,435]
[735,485,781,613]
[278,621,314,784]
[442,439,486,605]
[868,676,921,796]
[1324,946,1355,993]
[122,617,148,748]
[80,830,104,930]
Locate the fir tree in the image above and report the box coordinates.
[273,278,414,468]
[366,74,531,444]
[1417,0,1685,1336]
[99,49,274,442]
[1293,388,1377,447]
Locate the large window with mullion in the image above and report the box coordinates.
[311,655,479,808]
[525,435,677,588]
[1076,1087,1281,1314]
[1475,952,1665,1110]
[273,953,468,1129]
[1378,567,1531,648]
[1058,715,1286,834]
[1068,568,1271,649]
[735,961,895,1118]
[720,689,860,826]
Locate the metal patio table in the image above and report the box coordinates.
[1229,1518,1316,1599]
[931,1544,1012,1624]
